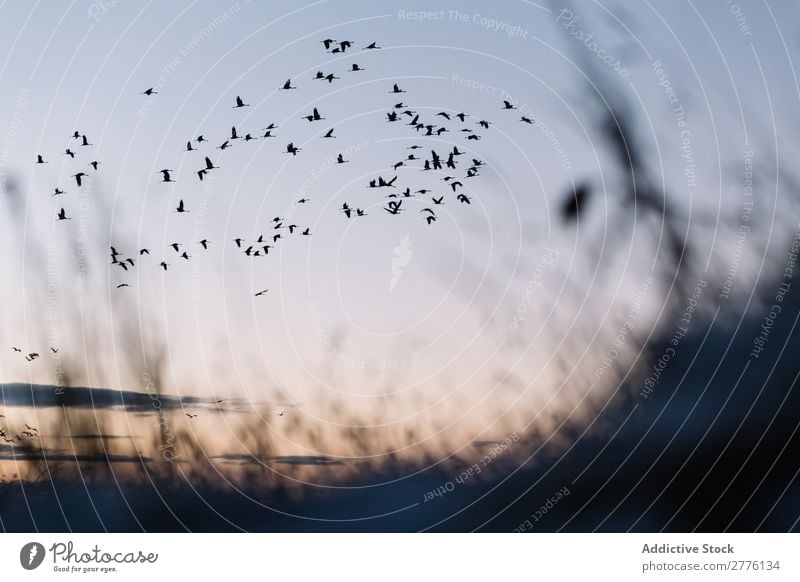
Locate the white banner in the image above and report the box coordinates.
[1,534,798,581]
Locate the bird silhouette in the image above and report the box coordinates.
[141,88,157,96]
[254,289,269,296]
[281,79,296,90]
[390,84,405,94]
[363,41,380,50]
[56,208,71,221]
[323,128,335,138]
[64,149,75,158]
[36,155,47,164]
[185,413,198,419]
[502,100,516,109]
[350,63,364,72]
[198,239,209,249]
[233,95,249,108]
[286,143,301,155]
[160,169,174,182]
[303,107,324,122]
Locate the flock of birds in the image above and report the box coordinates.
[31,37,538,296]
[4,37,551,438]
[0,413,39,444]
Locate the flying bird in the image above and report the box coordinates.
[233,95,249,108]
[141,88,157,96]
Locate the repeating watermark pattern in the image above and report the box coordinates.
[137,3,247,118]
[592,275,653,382]
[510,247,559,334]
[640,279,707,399]
[721,150,754,300]
[390,235,413,292]
[652,60,696,194]
[142,372,180,462]
[724,0,752,37]
[422,433,519,502]
[750,228,800,359]
[87,0,122,22]
[513,486,571,531]
[0,89,28,199]
[398,10,529,38]
[452,74,572,170]
[556,8,629,77]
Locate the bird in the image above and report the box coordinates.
[185,413,198,419]
[233,238,243,248]
[457,193,471,204]
[36,155,47,164]
[233,95,249,108]
[502,100,516,109]
[185,141,195,151]
[281,79,296,90]
[198,239,209,249]
[160,169,174,182]
[53,188,65,196]
[385,200,403,215]
[159,262,168,271]
[215,399,227,404]
[141,88,157,96]
[89,160,101,170]
[350,63,364,72]
[301,228,311,236]
[323,128,335,138]
[64,149,75,158]
[204,157,218,170]
[363,42,380,50]
[478,120,491,129]
[230,126,239,140]
[218,140,231,150]
[303,107,324,122]
[196,135,206,142]
[197,170,206,181]
[521,116,534,124]
[56,208,71,221]
[139,248,150,255]
[116,283,130,289]
[80,135,92,146]
[175,199,188,213]
[254,289,269,296]
[11,347,21,352]
[277,410,286,416]
[170,243,181,252]
[437,112,451,120]
[286,143,301,155]
[390,84,405,94]
[432,196,444,205]
[320,38,336,49]
[50,347,59,353]
[341,203,352,218]
[324,73,339,83]
[336,154,347,164]
[387,111,399,122]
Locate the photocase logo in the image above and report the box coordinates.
[20,542,45,570]
[390,235,413,292]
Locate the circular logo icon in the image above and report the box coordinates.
[20,542,46,570]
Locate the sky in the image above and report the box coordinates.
[0,0,798,439]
